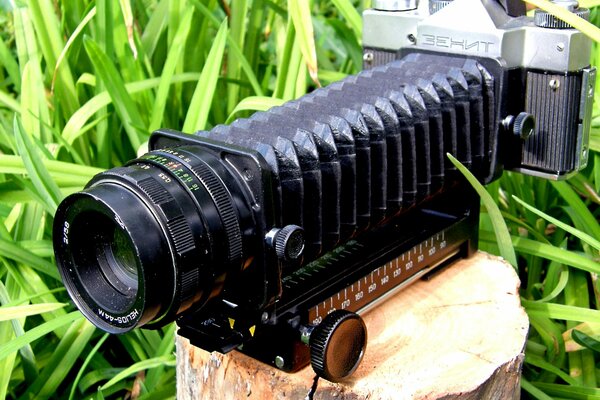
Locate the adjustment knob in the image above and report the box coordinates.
[503,112,536,140]
[513,112,536,140]
[534,0,590,29]
[309,310,367,382]
[273,225,304,262]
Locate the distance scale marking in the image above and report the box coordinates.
[308,230,461,326]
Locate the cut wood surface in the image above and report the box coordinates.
[177,252,529,399]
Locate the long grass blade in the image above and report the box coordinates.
[537,265,569,302]
[288,0,319,85]
[22,319,96,399]
[480,231,600,274]
[521,378,556,400]
[0,277,39,387]
[448,153,517,267]
[0,322,17,399]
[0,32,21,90]
[190,0,263,96]
[531,382,600,398]
[226,96,285,122]
[13,116,62,213]
[0,92,20,113]
[523,300,600,322]
[51,6,97,94]
[571,329,600,353]
[331,0,362,40]
[148,8,194,131]
[564,322,600,351]
[0,237,60,280]
[0,287,65,308]
[118,0,138,58]
[0,303,67,321]
[525,353,579,385]
[226,0,248,114]
[182,20,228,133]
[0,154,101,180]
[19,55,50,141]
[79,368,125,393]
[550,181,600,239]
[83,38,145,150]
[512,195,600,251]
[69,333,110,400]
[141,0,169,58]
[100,355,176,390]
[25,0,80,116]
[144,324,176,390]
[0,311,82,362]
[62,73,201,144]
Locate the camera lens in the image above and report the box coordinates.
[53,146,249,333]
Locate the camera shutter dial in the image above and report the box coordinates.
[429,0,454,14]
[534,0,590,29]
[309,310,368,382]
[373,0,418,11]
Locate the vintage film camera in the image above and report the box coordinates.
[53,0,595,382]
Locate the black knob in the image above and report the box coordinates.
[274,225,304,262]
[309,310,367,382]
[503,112,535,140]
[513,112,536,140]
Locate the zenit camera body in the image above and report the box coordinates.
[364,0,595,180]
[53,0,595,382]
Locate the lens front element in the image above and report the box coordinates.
[108,227,139,291]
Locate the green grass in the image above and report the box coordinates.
[0,0,597,399]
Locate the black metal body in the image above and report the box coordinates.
[148,52,494,370]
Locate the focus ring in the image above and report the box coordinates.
[104,167,201,308]
[136,176,196,257]
[190,161,243,264]
[137,176,174,205]
[135,175,198,302]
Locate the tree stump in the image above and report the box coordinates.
[176,252,529,399]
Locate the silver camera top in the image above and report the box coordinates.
[364,0,591,72]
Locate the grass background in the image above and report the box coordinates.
[0,0,598,398]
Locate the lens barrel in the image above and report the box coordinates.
[53,146,249,333]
